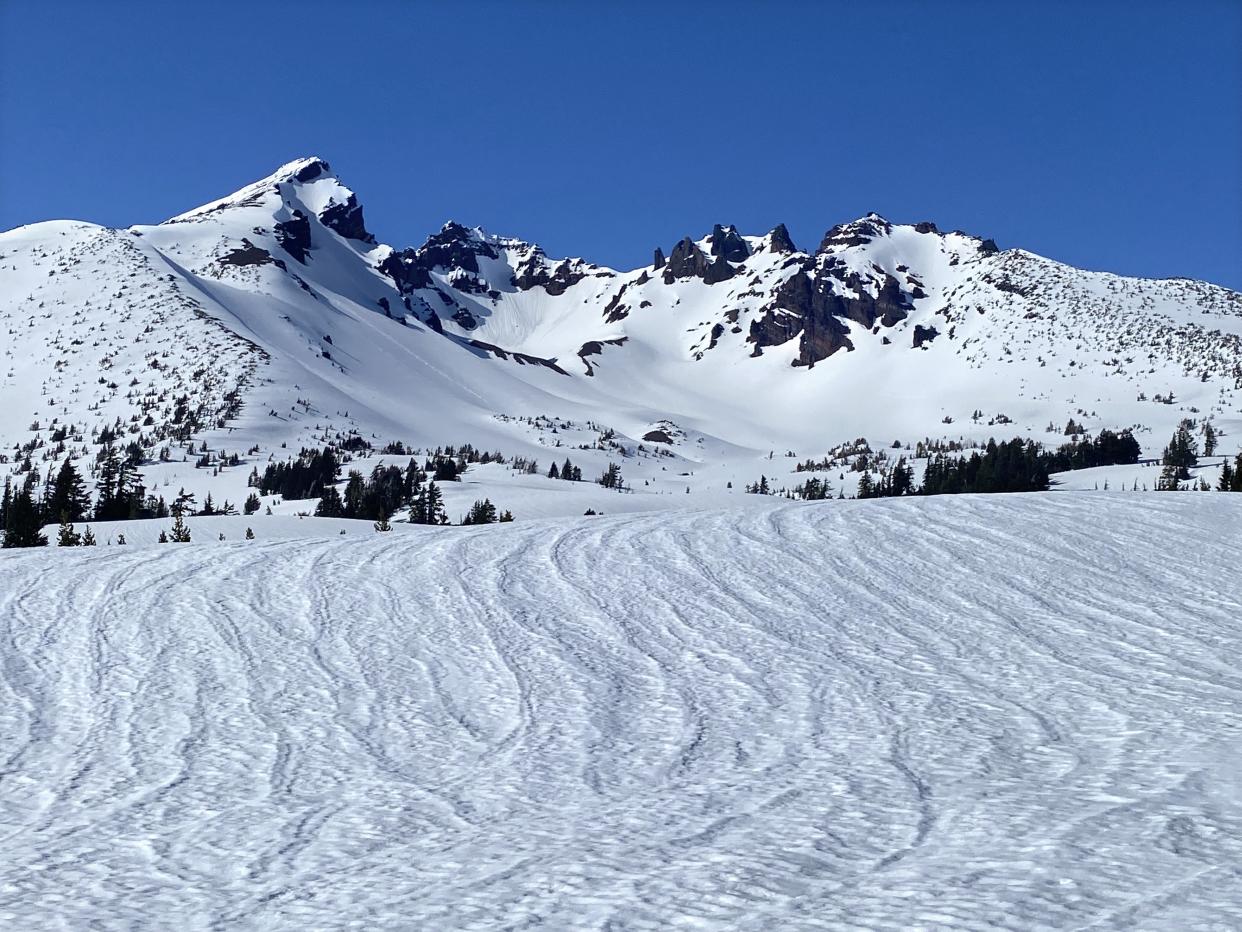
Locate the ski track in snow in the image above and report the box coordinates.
[1,494,1241,930]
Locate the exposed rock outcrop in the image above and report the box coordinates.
[514,254,587,295]
[274,210,311,263]
[767,223,797,254]
[913,324,939,348]
[318,193,375,245]
[663,237,710,284]
[218,240,287,271]
[577,337,629,376]
[708,224,750,262]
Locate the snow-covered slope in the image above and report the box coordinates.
[3,494,1241,929]
[2,157,1240,514]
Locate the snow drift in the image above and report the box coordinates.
[2,493,1241,929]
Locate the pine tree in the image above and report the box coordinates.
[315,486,345,517]
[49,458,90,523]
[57,520,82,547]
[425,482,447,524]
[343,471,366,518]
[1223,454,1242,493]
[547,461,560,480]
[0,476,11,531]
[374,511,393,532]
[243,492,261,515]
[158,530,169,544]
[1203,422,1218,457]
[2,488,47,548]
[169,513,191,543]
[172,488,196,518]
[1161,421,1198,481]
[82,526,96,546]
[598,463,623,489]
[1158,461,1182,491]
[408,489,427,525]
[245,527,255,540]
[116,533,127,545]
[462,499,498,525]
[858,471,875,499]
[499,510,514,522]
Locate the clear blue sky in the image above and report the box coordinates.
[2,1,1239,287]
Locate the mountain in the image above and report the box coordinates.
[2,156,1240,520]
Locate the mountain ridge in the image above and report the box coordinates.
[2,156,1239,521]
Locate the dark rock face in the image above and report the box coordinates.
[913,324,939,348]
[708,224,750,262]
[857,273,913,328]
[818,214,892,253]
[815,260,912,329]
[795,311,854,368]
[653,247,665,269]
[318,194,375,245]
[642,429,673,444]
[378,222,503,299]
[750,268,853,366]
[468,338,569,375]
[990,276,1030,297]
[218,239,287,271]
[748,307,802,356]
[274,210,311,263]
[577,337,628,376]
[703,255,735,285]
[978,238,999,255]
[767,223,797,254]
[291,159,329,183]
[448,272,490,296]
[662,233,741,285]
[663,237,710,283]
[377,249,433,293]
[514,255,586,295]
[415,222,498,274]
[745,254,916,366]
[914,221,939,234]
[602,281,633,323]
[705,322,726,352]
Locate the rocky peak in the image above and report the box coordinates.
[662,227,748,285]
[413,222,500,274]
[766,223,798,254]
[318,193,374,245]
[708,224,750,262]
[817,213,893,253]
[282,157,332,184]
[662,236,710,283]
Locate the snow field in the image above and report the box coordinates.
[2,494,1241,929]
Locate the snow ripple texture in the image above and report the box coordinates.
[2,494,1241,931]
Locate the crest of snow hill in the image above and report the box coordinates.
[2,154,1241,540]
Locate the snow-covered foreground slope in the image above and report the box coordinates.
[3,494,1241,930]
